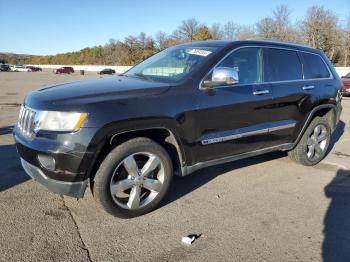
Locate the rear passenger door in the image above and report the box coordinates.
[263,47,320,148]
[300,51,334,103]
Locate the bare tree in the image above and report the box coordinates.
[210,23,223,40]
[302,6,341,62]
[273,4,292,40]
[256,17,276,38]
[340,17,350,66]
[223,21,240,40]
[155,31,167,50]
[173,18,199,41]
[236,26,256,40]
[256,5,297,41]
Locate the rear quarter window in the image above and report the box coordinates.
[301,52,330,79]
[264,48,302,82]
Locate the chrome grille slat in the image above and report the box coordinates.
[26,111,32,134]
[29,111,36,133]
[18,106,36,137]
[20,107,25,129]
[24,109,29,132]
[20,108,25,131]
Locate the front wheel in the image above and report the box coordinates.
[288,117,331,166]
[92,137,173,218]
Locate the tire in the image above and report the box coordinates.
[288,117,331,166]
[92,137,173,218]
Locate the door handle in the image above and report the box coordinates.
[253,90,270,95]
[302,85,315,90]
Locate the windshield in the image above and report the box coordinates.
[125,45,219,83]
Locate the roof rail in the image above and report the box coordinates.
[249,38,311,48]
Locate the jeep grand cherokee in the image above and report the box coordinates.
[14,40,342,218]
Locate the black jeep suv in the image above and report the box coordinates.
[14,40,342,218]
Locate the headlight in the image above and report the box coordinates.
[34,111,88,132]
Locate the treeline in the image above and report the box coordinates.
[3,5,350,66]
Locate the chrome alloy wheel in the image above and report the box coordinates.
[306,124,328,161]
[110,152,165,210]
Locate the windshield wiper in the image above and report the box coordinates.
[131,73,154,81]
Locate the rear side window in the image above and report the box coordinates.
[264,48,302,82]
[302,53,330,79]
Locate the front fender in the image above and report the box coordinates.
[83,118,186,179]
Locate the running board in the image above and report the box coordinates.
[181,143,294,176]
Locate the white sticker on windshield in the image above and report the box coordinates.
[187,49,212,57]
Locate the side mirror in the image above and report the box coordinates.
[212,67,239,86]
[203,67,239,88]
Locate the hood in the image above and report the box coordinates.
[25,76,171,111]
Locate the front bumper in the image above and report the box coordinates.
[14,125,98,181]
[13,125,99,198]
[21,158,88,198]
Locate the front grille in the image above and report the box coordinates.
[18,106,36,137]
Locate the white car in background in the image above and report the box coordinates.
[11,65,30,72]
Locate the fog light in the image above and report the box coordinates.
[37,154,55,171]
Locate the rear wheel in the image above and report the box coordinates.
[92,137,173,218]
[288,117,331,166]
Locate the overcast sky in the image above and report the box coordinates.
[0,0,349,55]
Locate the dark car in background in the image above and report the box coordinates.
[341,72,350,96]
[54,66,74,74]
[99,68,116,75]
[27,66,42,72]
[0,64,11,71]
[14,40,342,218]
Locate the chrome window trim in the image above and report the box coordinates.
[199,45,334,90]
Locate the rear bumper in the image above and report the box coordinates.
[341,86,350,96]
[21,158,88,198]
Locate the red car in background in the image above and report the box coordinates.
[54,67,74,74]
[27,66,42,72]
[341,72,350,96]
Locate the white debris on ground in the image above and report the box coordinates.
[181,234,202,245]
[182,235,196,245]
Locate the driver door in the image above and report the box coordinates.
[192,47,274,163]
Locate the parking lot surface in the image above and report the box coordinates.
[1,71,350,261]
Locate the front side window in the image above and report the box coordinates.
[216,47,263,85]
[264,48,302,82]
[302,53,330,79]
[125,46,219,83]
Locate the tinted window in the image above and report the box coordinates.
[264,48,302,82]
[302,53,330,79]
[217,47,263,85]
